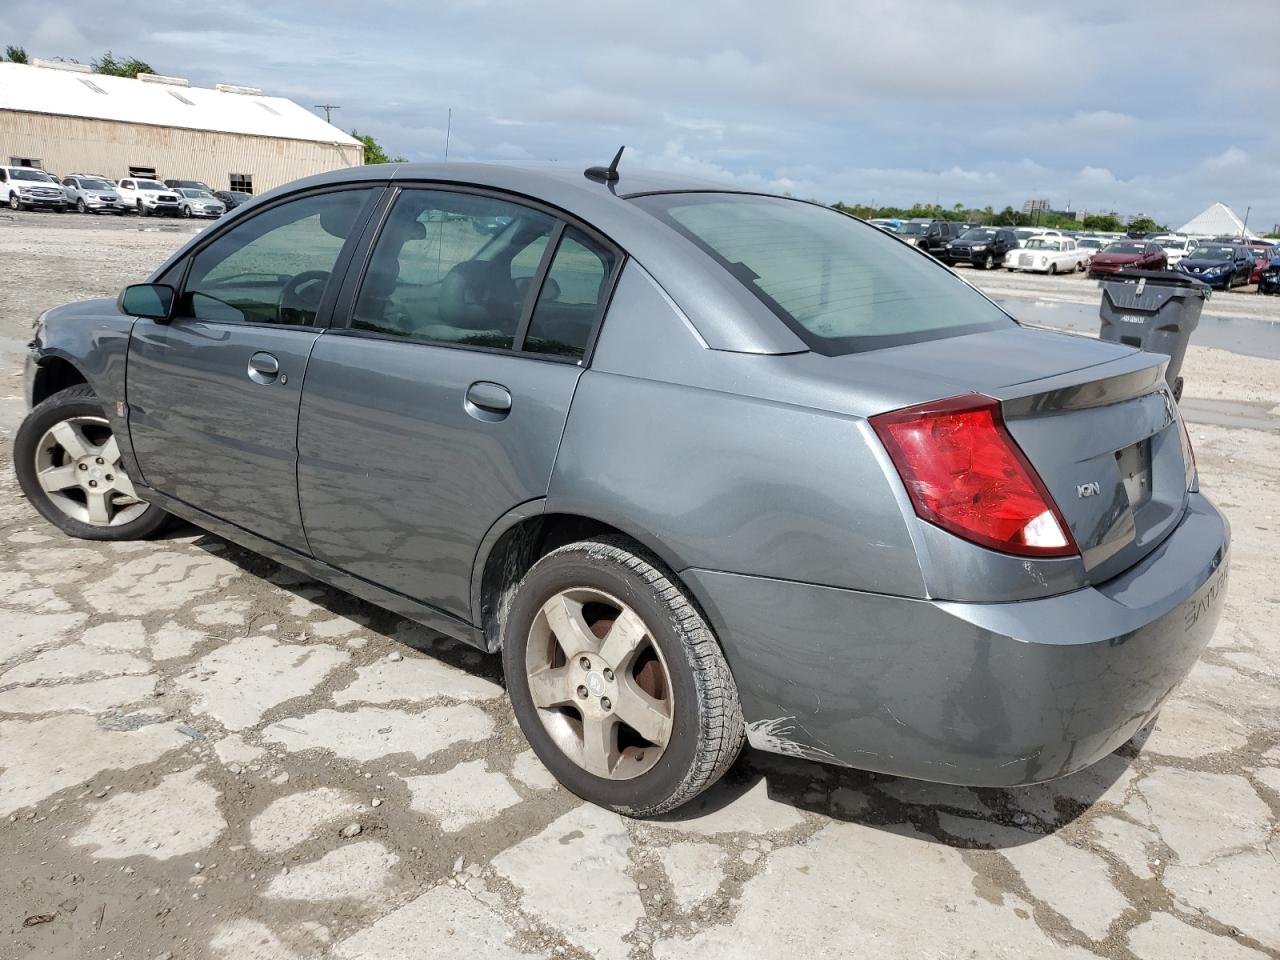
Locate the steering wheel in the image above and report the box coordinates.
[276,270,330,326]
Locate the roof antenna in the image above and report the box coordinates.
[584,145,625,183]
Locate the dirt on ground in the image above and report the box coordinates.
[0,211,1277,960]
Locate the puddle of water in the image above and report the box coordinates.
[997,297,1280,362]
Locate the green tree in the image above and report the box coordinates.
[1127,216,1165,235]
[92,51,155,77]
[4,45,28,63]
[1082,214,1123,232]
[351,130,406,164]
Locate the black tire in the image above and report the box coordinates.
[1048,263,1057,275]
[76,199,87,214]
[54,204,65,214]
[7,193,18,211]
[14,385,170,541]
[181,206,192,218]
[982,253,995,270]
[115,210,125,216]
[502,536,745,817]
[138,202,148,217]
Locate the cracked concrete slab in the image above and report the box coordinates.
[1135,768,1272,865]
[176,635,349,731]
[264,840,400,902]
[251,787,362,853]
[332,885,530,960]
[332,655,503,705]
[0,713,186,815]
[1162,847,1280,949]
[1127,912,1269,959]
[1141,697,1250,759]
[493,803,643,960]
[403,759,522,832]
[263,705,494,763]
[72,765,226,859]
[0,610,86,663]
[510,749,558,791]
[80,619,147,651]
[1000,832,1130,940]
[652,821,1098,959]
[0,673,155,714]
[653,779,806,836]
[1,644,150,685]
[657,841,727,910]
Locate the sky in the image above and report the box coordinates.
[12,0,1280,229]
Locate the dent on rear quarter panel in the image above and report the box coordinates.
[548,264,926,598]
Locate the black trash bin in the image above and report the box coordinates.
[1098,269,1210,401]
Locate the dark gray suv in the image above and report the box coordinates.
[16,162,1229,815]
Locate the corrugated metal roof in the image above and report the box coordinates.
[0,62,359,146]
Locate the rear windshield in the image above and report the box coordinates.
[633,193,1011,355]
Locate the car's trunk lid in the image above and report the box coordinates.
[991,355,1187,581]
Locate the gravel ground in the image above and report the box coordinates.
[1,211,1277,960]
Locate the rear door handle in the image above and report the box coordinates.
[248,351,280,384]
[465,381,512,421]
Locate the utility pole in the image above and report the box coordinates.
[444,108,452,161]
[1241,205,1251,239]
[314,103,340,124]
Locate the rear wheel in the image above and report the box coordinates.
[14,385,169,541]
[502,537,744,817]
[1048,263,1058,275]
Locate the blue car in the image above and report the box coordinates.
[1177,242,1254,290]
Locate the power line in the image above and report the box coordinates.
[314,103,341,123]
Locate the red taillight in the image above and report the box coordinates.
[871,394,1078,558]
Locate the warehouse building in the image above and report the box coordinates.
[0,60,362,194]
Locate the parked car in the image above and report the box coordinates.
[916,220,968,258]
[1152,235,1199,269]
[115,178,182,217]
[1257,256,1280,295]
[1088,241,1168,276]
[944,227,1020,269]
[1074,237,1106,261]
[214,190,253,211]
[164,179,214,193]
[1005,235,1087,274]
[1177,241,1249,291]
[1,166,67,212]
[1244,244,1277,283]
[15,162,1228,816]
[61,175,125,215]
[176,188,226,219]
[895,219,932,246]
[1177,243,1254,290]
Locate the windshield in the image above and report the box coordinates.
[1025,239,1060,250]
[1104,242,1144,255]
[227,191,251,200]
[959,229,996,242]
[136,180,166,191]
[1077,239,1103,248]
[12,169,53,181]
[79,178,112,190]
[180,188,214,198]
[898,222,929,236]
[634,193,1011,355]
[1188,246,1236,260]
[1158,239,1187,251]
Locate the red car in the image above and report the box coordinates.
[1088,241,1168,277]
[1245,244,1277,284]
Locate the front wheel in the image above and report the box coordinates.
[76,199,88,214]
[982,253,995,270]
[181,206,192,218]
[502,537,745,817]
[8,193,21,210]
[14,385,170,541]
[137,202,148,218]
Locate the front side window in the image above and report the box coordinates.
[352,189,556,350]
[524,227,618,360]
[184,189,373,327]
[635,193,1011,354]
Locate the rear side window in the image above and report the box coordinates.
[524,227,617,360]
[634,193,1010,354]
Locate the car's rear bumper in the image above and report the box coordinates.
[685,492,1229,786]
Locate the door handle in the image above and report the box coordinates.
[247,351,280,384]
[465,381,512,421]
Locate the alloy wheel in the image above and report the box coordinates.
[32,415,148,527]
[524,587,674,780]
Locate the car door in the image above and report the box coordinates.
[297,186,622,618]
[126,185,381,549]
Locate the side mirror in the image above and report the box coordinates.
[119,283,175,321]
